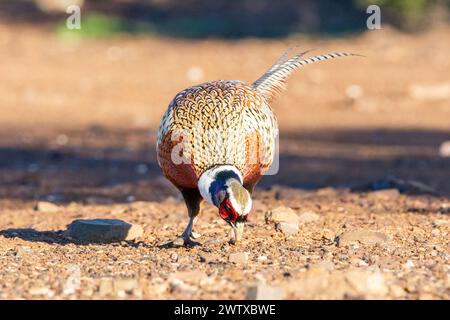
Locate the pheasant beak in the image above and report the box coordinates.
[231,221,245,244]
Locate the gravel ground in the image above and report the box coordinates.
[0,24,449,299]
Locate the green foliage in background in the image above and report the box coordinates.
[53,0,450,39]
[56,14,156,39]
[357,0,449,30]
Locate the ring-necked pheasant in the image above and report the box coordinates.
[157,49,358,246]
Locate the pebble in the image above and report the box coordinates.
[15,246,34,257]
[276,222,299,235]
[66,219,143,243]
[298,211,320,224]
[247,283,284,300]
[29,287,54,297]
[345,270,389,296]
[311,260,335,271]
[390,285,406,298]
[63,264,81,295]
[403,260,415,269]
[257,255,268,261]
[170,271,208,285]
[265,206,299,225]
[99,278,114,296]
[439,141,450,157]
[336,229,390,247]
[170,278,197,294]
[433,219,448,227]
[114,278,138,293]
[34,201,60,213]
[229,252,249,265]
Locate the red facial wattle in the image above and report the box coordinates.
[219,198,238,223]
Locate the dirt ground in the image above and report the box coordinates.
[0,23,449,299]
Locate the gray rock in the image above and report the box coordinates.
[66,219,143,243]
[276,222,299,235]
[336,229,390,247]
[265,206,299,225]
[247,283,283,300]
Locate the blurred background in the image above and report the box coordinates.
[0,0,449,204]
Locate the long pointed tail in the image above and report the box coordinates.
[252,49,362,102]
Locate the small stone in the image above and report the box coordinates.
[433,219,448,227]
[169,271,209,287]
[247,283,284,300]
[350,257,367,266]
[431,229,440,236]
[170,253,178,262]
[113,278,138,293]
[229,252,249,265]
[390,285,406,298]
[403,260,415,269]
[99,278,114,296]
[312,260,335,271]
[276,222,299,235]
[298,211,320,224]
[345,270,389,296]
[257,255,268,261]
[147,283,168,297]
[439,141,450,157]
[63,264,81,295]
[169,278,197,294]
[265,206,299,225]
[15,246,34,257]
[322,229,335,240]
[336,229,390,247]
[367,189,400,200]
[66,219,143,243]
[34,201,60,213]
[29,287,53,296]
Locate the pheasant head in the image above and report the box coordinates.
[198,165,252,243]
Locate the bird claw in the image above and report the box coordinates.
[170,234,200,247]
[190,231,201,239]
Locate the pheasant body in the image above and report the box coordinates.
[156,49,358,245]
[157,80,278,190]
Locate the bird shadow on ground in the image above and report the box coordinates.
[0,126,449,205]
[0,228,153,248]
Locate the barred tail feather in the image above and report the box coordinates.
[252,50,362,102]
